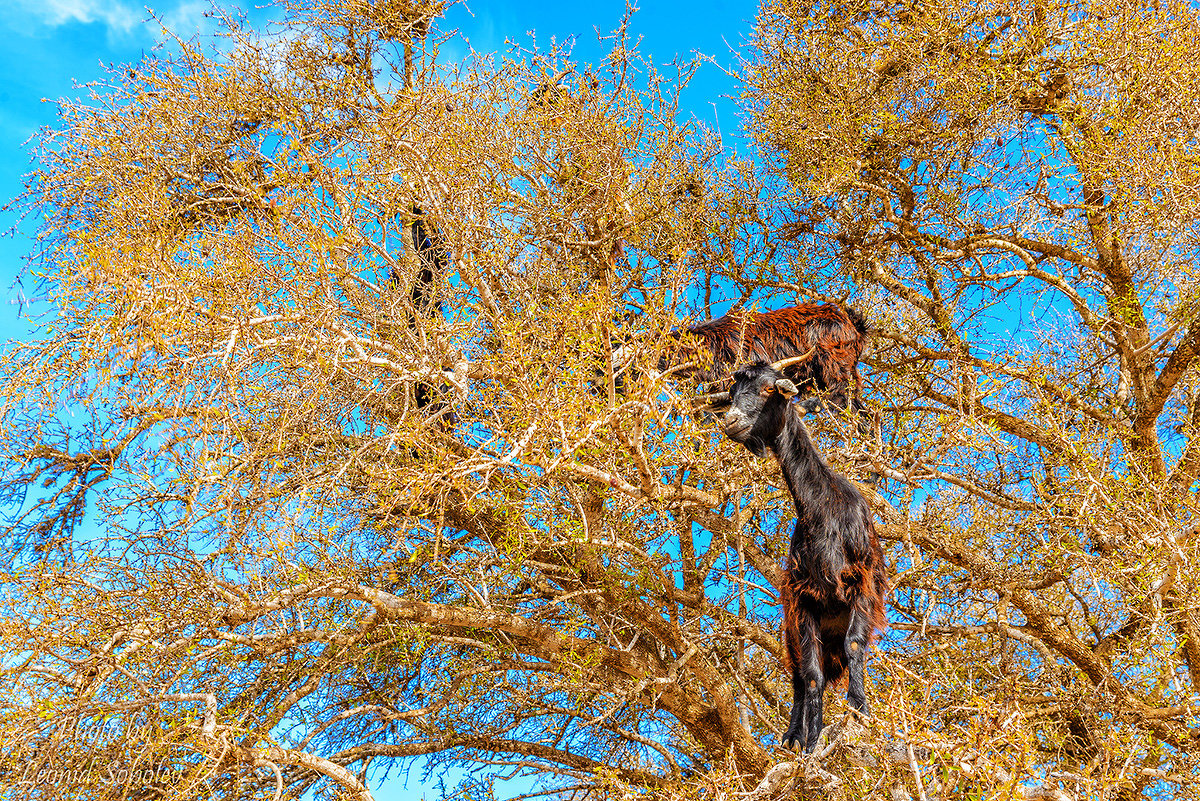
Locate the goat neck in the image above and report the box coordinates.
[771,403,836,514]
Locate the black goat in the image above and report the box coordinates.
[664,303,870,423]
[719,360,888,752]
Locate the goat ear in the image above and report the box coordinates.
[774,378,798,398]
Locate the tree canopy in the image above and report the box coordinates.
[3,0,1200,799]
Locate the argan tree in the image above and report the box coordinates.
[0,2,809,799]
[5,0,1200,799]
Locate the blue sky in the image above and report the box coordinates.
[0,1,759,798]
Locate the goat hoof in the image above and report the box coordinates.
[781,733,801,752]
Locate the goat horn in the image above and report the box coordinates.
[770,347,817,372]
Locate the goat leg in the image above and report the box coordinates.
[844,597,873,716]
[780,609,808,750]
[782,611,820,751]
[799,617,826,754]
[803,653,827,754]
[783,668,807,751]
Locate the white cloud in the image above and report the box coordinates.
[18,0,140,33]
[159,1,218,37]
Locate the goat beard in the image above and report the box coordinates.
[744,436,770,458]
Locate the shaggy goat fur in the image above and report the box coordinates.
[668,303,870,419]
[721,361,888,752]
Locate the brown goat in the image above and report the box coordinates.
[665,303,870,421]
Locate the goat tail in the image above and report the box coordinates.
[844,305,870,337]
[845,305,872,366]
